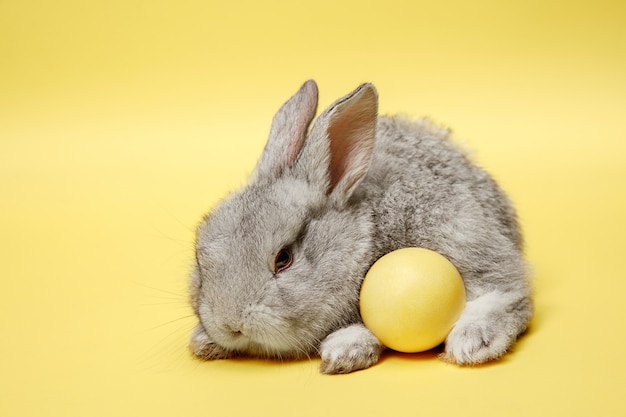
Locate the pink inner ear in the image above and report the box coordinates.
[285,82,319,169]
[328,117,353,190]
[251,80,319,183]
[326,88,377,196]
[285,126,308,168]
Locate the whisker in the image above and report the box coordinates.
[132,281,188,298]
[156,204,197,234]
[145,315,196,332]
[139,302,189,307]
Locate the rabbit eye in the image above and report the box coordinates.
[274,246,293,274]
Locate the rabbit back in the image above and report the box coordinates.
[362,116,528,301]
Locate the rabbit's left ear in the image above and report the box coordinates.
[298,83,378,206]
[250,80,319,183]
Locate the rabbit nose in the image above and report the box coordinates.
[222,323,243,336]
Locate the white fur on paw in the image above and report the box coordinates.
[320,325,383,374]
[443,291,519,365]
[443,321,509,365]
[189,324,232,360]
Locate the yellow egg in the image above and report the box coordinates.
[360,247,466,353]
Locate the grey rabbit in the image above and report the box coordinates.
[189,80,532,374]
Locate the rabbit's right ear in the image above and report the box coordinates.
[295,83,378,206]
[250,80,319,183]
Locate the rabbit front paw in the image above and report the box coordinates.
[319,324,384,374]
[189,323,233,360]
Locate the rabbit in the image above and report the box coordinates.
[188,80,533,374]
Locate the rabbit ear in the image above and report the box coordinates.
[250,80,319,182]
[301,83,378,205]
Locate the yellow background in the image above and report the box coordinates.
[1,1,625,416]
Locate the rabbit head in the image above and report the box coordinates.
[190,80,380,358]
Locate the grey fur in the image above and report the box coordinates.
[189,80,533,374]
